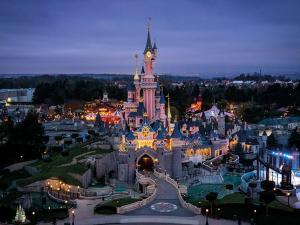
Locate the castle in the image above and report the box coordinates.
[124,25,169,130]
[116,23,229,184]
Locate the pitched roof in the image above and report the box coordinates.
[160,92,166,104]
[126,130,135,140]
[136,102,145,116]
[128,111,137,117]
[144,30,153,54]
[171,122,182,139]
[153,41,157,50]
[246,137,259,145]
[127,83,135,91]
[156,130,165,140]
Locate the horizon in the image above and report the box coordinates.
[0,0,300,75]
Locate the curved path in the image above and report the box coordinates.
[127,174,194,216]
[38,174,250,225]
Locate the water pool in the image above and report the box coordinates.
[115,185,127,193]
[90,182,106,188]
[187,173,242,201]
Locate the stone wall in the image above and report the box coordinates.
[95,151,118,179]
[80,168,92,188]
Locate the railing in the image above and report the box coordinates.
[47,191,77,207]
[116,170,157,214]
[202,153,239,172]
[153,170,201,215]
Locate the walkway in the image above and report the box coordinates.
[4,159,37,172]
[58,150,95,167]
[37,173,250,225]
[127,174,194,216]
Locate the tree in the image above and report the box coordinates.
[9,110,45,160]
[267,133,277,149]
[0,110,45,165]
[259,191,275,216]
[249,182,257,199]
[261,180,275,191]
[234,143,244,155]
[288,128,300,148]
[191,84,200,98]
[205,192,218,215]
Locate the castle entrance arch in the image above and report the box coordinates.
[137,154,155,172]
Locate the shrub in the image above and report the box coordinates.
[261,180,275,191]
[71,133,79,139]
[61,151,69,157]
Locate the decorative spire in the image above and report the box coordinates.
[153,41,157,50]
[171,122,182,139]
[167,94,172,119]
[134,53,139,80]
[144,17,153,54]
[160,92,166,104]
[141,66,145,74]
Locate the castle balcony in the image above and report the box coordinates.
[125,142,136,149]
[155,142,165,149]
[140,83,157,89]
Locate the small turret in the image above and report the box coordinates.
[153,41,158,57]
[166,94,172,129]
[144,28,153,54]
[134,53,139,81]
[141,66,145,75]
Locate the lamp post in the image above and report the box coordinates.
[71,210,75,225]
[287,193,291,206]
[253,209,257,224]
[205,208,209,225]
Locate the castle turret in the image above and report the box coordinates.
[166,94,172,131]
[127,84,135,102]
[218,110,225,136]
[141,20,157,120]
[153,41,158,57]
[170,122,182,178]
[134,53,141,102]
[159,91,167,127]
[125,130,136,184]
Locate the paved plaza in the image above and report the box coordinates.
[38,174,250,225]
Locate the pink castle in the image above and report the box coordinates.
[124,24,168,130]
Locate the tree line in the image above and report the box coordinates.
[0,111,45,167]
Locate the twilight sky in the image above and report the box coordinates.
[0,0,300,76]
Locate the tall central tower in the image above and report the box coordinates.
[141,21,158,120]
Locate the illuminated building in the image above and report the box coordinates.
[116,22,230,183]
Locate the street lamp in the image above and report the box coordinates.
[205,209,209,225]
[286,192,291,206]
[253,209,257,224]
[71,210,75,225]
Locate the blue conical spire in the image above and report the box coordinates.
[171,122,182,139]
[144,29,153,54]
[160,92,166,104]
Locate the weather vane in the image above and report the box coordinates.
[147,17,152,32]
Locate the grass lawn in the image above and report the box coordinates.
[16,147,114,187]
[76,148,114,160]
[0,169,31,190]
[186,192,299,225]
[94,197,141,214]
[216,192,246,205]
